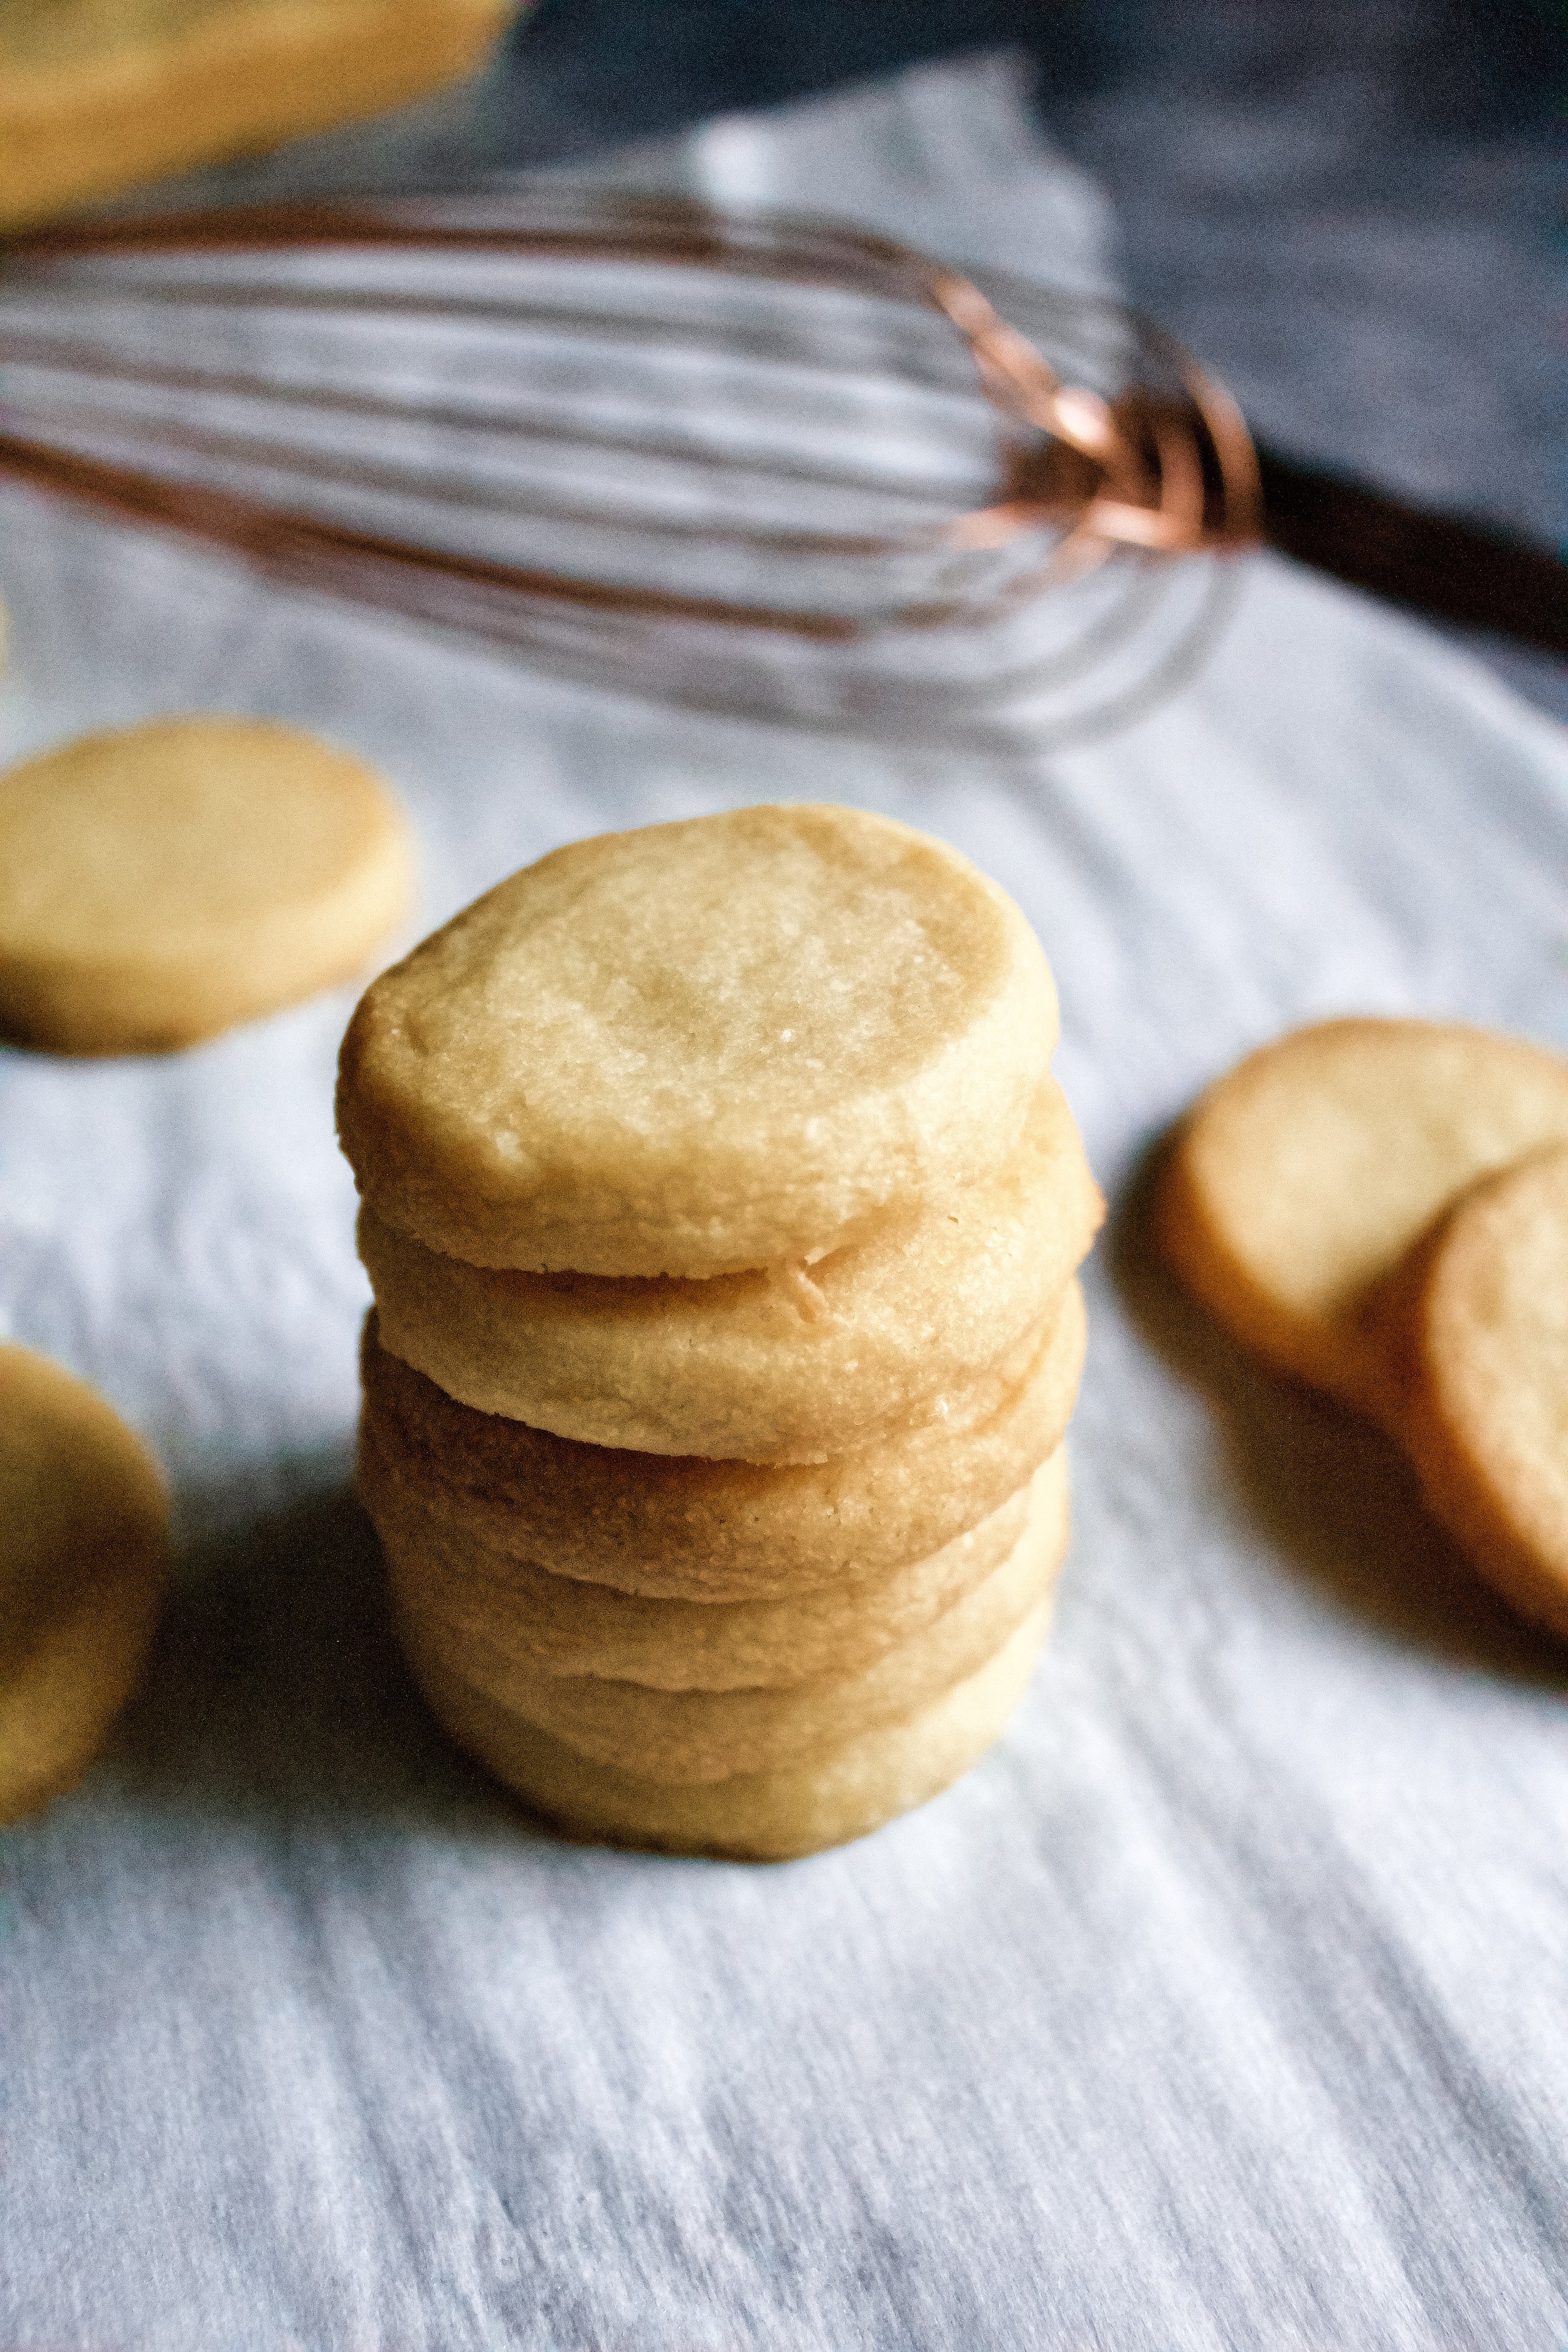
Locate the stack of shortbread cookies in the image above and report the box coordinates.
[339,804,1102,1858]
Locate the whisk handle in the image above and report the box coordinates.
[1256,445,1568,659]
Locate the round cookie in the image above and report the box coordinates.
[395,1465,1062,1783]
[360,1079,1101,1459]
[368,1447,1064,1692]
[1157,1018,1568,1416]
[1,1345,170,1823]
[337,802,1059,1277]
[358,1280,1086,1601]
[1380,1144,1568,1642]
[0,715,415,1054]
[407,1600,1051,1861]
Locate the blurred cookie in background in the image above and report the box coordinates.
[1378,1143,1568,1643]
[0,714,415,1055]
[1,1344,170,1824]
[0,0,521,231]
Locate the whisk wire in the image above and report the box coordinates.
[0,190,1261,744]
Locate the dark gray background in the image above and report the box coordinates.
[177,0,1568,712]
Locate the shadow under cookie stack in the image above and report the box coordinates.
[339,805,1102,1860]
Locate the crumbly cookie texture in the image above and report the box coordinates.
[1157,1017,1568,1415]
[405,1601,1053,1862]
[0,0,516,230]
[1373,1145,1568,1642]
[359,1078,1101,1459]
[394,1459,1064,1782]
[338,803,1059,1278]
[358,1282,1086,1602]
[0,1345,169,1824]
[366,1449,1060,1693]
[0,715,415,1055]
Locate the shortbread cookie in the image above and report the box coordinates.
[338,803,1059,1277]
[1,0,515,231]
[369,1445,1064,1691]
[1375,1145,1568,1641]
[408,1599,1051,1860]
[1158,1018,1568,1415]
[1,1345,169,1823]
[358,1281,1086,1600]
[0,716,415,1054]
[360,1078,1101,1459]
[395,1462,1062,1783]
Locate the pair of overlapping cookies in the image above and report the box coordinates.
[339,805,1103,1859]
[1161,1017,1568,1643]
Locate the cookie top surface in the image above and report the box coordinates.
[337,803,1058,1276]
[1158,1017,1568,1409]
[1,1345,170,1817]
[0,715,413,1053]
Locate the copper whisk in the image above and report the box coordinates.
[0,189,1263,745]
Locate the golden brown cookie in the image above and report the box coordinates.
[359,1078,1101,1459]
[395,1459,1062,1783]
[1157,1018,1568,1416]
[406,1598,1052,1860]
[1374,1144,1568,1642]
[338,803,1059,1278]
[369,1443,1065,1692]
[1,0,516,231]
[1,1345,169,1823]
[0,716,415,1054]
[358,1281,1086,1601]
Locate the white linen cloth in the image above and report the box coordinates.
[1,56,1565,2352]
